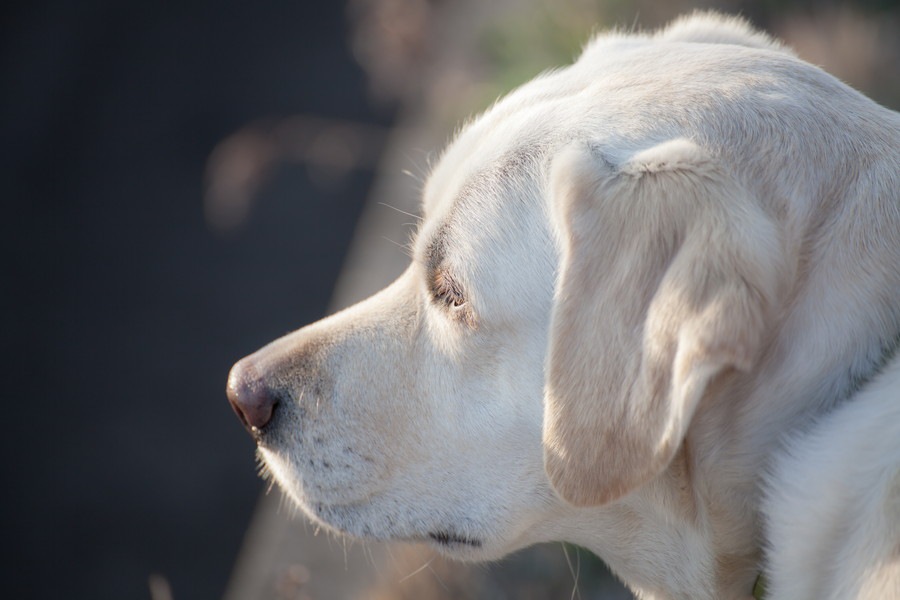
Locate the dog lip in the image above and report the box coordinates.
[249,418,280,447]
[427,530,483,548]
[249,425,264,443]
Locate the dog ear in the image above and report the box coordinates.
[543,139,784,506]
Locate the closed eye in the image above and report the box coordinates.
[431,270,466,308]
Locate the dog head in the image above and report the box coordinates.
[227,13,792,560]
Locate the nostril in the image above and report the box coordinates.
[226,359,279,435]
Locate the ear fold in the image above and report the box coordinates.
[543,139,784,506]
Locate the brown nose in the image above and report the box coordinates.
[226,358,278,434]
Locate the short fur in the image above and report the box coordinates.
[228,12,900,600]
[763,353,900,600]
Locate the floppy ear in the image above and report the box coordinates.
[543,139,784,506]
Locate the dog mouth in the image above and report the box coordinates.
[308,504,486,554]
[257,446,492,554]
[290,488,488,552]
[310,500,485,550]
[427,530,483,548]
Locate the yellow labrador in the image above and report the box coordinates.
[227,13,900,600]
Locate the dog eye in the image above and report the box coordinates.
[431,271,466,309]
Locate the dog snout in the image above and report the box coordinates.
[227,357,279,435]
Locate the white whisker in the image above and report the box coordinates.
[378,201,422,222]
[382,236,414,258]
[562,543,583,600]
[426,562,450,593]
[398,555,435,583]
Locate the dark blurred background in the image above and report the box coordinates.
[3,1,898,599]
[3,2,392,598]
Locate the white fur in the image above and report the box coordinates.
[764,353,900,600]
[230,12,900,600]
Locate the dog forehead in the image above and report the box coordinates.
[416,152,543,273]
[423,135,546,224]
[420,61,585,222]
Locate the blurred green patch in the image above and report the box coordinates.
[474,3,610,103]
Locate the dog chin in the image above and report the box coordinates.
[296,495,501,561]
[257,447,509,561]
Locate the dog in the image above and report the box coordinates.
[227,13,900,599]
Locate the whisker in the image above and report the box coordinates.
[384,544,400,571]
[398,556,435,583]
[400,168,423,184]
[342,536,349,570]
[363,542,377,569]
[426,562,450,593]
[562,543,583,600]
[378,201,422,222]
[401,148,436,182]
[382,236,414,258]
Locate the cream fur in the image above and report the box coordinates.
[763,353,900,600]
[228,12,900,600]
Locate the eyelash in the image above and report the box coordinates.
[432,272,466,308]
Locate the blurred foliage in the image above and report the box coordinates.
[478,4,603,93]
[473,2,609,112]
[464,0,899,116]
